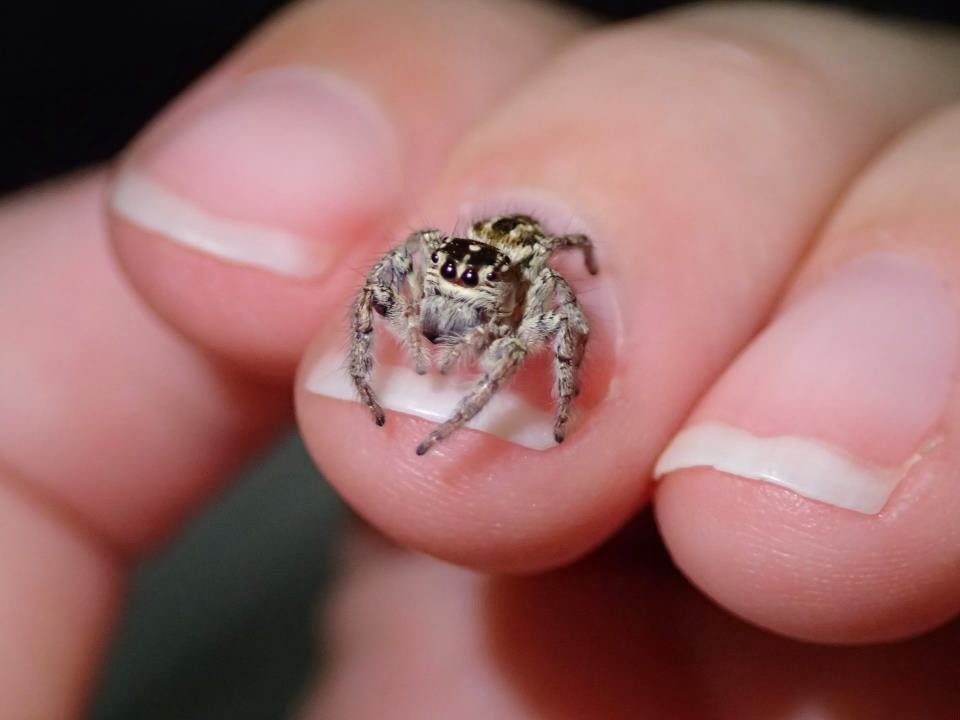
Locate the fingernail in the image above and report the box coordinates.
[110,66,401,278]
[655,254,958,514]
[303,354,557,450]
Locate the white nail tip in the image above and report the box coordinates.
[110,171,327,277]
[654,423,914,514]
[303,354,556,450]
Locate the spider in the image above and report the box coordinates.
[349,214,597,455]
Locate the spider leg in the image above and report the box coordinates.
[349,285,386,425]
[549,274,589,442]
[350,230,438,424]
[416,336,527,455]
[399,304,430,375]
[437,322,507,374]
[403,229,446,373]
[517,268,590,443]
[542,232,598,275]
[415,268,589,454]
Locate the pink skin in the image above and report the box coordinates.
[110,2,960,622]
[133,69,403,241]
[0,173,289,719]
[110,0,583,376]
[0,4,588,718]
[0,478,117,720]
[7,2,960,718]
[688,254,958,465]
[305,521,960,719]
[657,109,960,643]
[298,22,960,576]
[0,176,288,554]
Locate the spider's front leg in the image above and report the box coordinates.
[350,231,437,425]
[437,322,507,374]
[416,336,528,455]
[349,285,387,425]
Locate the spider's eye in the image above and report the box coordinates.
[430,251,439,263]
[488,263,508,282]
[441,261,457,280]
[461,267,479,287]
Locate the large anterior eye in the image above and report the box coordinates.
[461,267,479,287]
[441,261,457,280]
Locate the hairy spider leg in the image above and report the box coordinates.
[436,322,510,374]
[524,270,590,442]
[415,265,589,454]
[349,229,442,425]
[541,232,599,275]
[415,335,529,455]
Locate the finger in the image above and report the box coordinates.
[2,2,582,714]
[655,103,960,642]
[0,475,117,720]
[108,0,587,377]
[0,171,285,719]
[300,520,960,719]
[297,4,960,571]
[0,172,286,556]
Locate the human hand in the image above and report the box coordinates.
[5,1,960,717]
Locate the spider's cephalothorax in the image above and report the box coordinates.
[349,214,598,455]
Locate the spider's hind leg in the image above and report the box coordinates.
[548,273,590,442]
[518,268,590,444]
[542,231,598,275]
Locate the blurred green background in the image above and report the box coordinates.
[89,434,344,720]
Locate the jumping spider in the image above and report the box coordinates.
[349,214,597,455]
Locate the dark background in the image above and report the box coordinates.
[2,1,958,719]
[2,0,959,195]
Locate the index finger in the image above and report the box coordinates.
[297,4,960,571]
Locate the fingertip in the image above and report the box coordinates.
[655,462,960,643]
[296,341,645,572]
[653,253,960,642]
[107,63,403,375]
[110,214,356,377]
[652,100,960,642]
[295,249,635,572]
[106,0,586,378]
